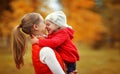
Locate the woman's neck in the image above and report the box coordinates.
[33,31,47,37]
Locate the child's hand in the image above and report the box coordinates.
[30,35,39,44]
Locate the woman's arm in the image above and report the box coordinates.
[39,47,65,74]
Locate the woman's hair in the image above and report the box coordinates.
[11,13,43,69]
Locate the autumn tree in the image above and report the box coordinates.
[60,0,108,48]
[95,0,120,48]
[0,0,50,47]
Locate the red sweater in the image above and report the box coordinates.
[32,44,64,74]
[39,28,80,63]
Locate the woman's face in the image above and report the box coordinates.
[32,20,46,36]
[45,20,59,34]
[38,21,46,35]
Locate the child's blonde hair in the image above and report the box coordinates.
[11,13,43,69]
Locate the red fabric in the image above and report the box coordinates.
[39,28,80,63]
[32,44,64,74]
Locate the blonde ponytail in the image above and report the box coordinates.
[11,12,44,69]
[12,25,26,69]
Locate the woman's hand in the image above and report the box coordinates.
[30,35,39,44]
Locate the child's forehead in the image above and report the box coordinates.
[46,20,55,24]
[45,21,56,26]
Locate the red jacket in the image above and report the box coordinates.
[32,44,64,74]
[39,28,80,63]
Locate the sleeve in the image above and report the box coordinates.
[39,31,68,48]
[39,47,65,74]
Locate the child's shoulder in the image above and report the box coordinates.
[56,27,74,36]
[60,27,74,33]
[56,27,68,33]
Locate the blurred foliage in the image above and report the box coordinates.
[0,0,51,37]
[95,0,120,48]
[61,0,107,45]
[61,0,120,49]
[0,0,120,49]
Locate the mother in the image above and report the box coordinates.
[11,13,65,74]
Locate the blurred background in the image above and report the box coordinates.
[0,0,120,74]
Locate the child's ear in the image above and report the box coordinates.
[33,24,38,30]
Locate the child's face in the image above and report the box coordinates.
[46,20,59,34]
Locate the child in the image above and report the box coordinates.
[31,11,80,74]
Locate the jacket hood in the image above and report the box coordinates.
[64,27,74,39]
